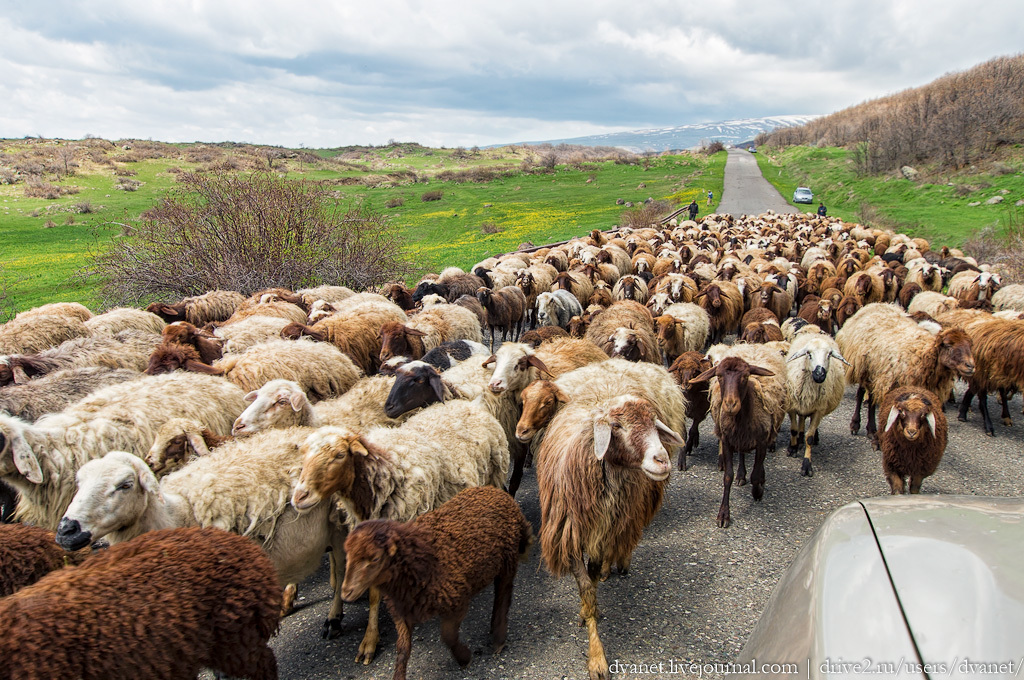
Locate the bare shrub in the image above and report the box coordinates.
[83,171,414,306]
[0,168,18,185]
[421,189,444,202]
[73,202,93,214]
[991,162,1016,176]
[115,178,142,192]
[618,200,675,229]
[43,220,56,229]
[114,166,138,177]
[702,140,725,155]
[24,181,62,199]
[385,196,405,208]
[480,222,502,234]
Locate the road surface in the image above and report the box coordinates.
[716,148,799,217]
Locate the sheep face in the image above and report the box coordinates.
[411,281,446,303]
[292,427,362,511]
[486,344,551,394]
[787,341,848,384]
[937,329,975,378]
[146,433,190,475]
[341,520,398,602]
[57,452,157,550]
[692,356,775,416]
[384,362,444,418]
[516,380,569,442]
[608,328,642,362]
[647,293,671,317]
[592,396,680,482]
[233,380,309,436]
[884,392,937,443]
[379,323,424,362]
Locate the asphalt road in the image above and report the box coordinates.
[716,148,800,217]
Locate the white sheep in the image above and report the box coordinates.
[992,284,1024,313]
[83,307,166,336]
[213,315,293,354]
[784,333,849,477]
[0,372,246,529]
[214,338,363,401]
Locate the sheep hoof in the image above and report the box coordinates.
[752,483,764,501]
[736,475,747,487]
[957,414,969,422]
[801,460,813,477]
[985,429,996,438]
[786,444,799,457]
[1003,417,1013,427]
[493,642,506,655]
[767,442,776,453]
[322,616,343,640]
[717,512,731,528]
[850,424,860,435]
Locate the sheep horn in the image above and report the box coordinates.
[786,349,809,363]
[829,350,852,366]
[926,412,937,437]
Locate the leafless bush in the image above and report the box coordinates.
[618,200,675,229]
[385,196,405,208]
[421,189,444,202]
[24,181,63,199]
[0,168,18,185]
[115,178,142,192]
[73,202,93,214]
[963,221,1024,283]
[114,166,138,177]
[82,171,414,306]
[480,222,502,234]
[702,140,725,155]
[990,162,1016,176]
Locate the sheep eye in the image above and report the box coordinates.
[611,422,622,430]
[117,480,134,491]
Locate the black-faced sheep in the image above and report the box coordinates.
[341,486,532,680]
[0,527,280,680]
[879,386,947,494]
[411,271,486,303]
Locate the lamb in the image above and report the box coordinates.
[59,429,346,632]
[213,315,293,354]
[667,351,713,466]
[879,386,947,494]
[654,302,711,364]
[739,319,785,344]
[690,344,788,528]
[796,297,834,334]
[536,393,682,680]
[0,527,280,680]
[291,399,510,664]
[520,325,570,347]
[281,301,407,375]
[0,314,91,356]
[146,289,246,326]
[378,304,483,362]
[535,289,584,329]
[905,261,944,292]
[476,286,528,349]
[836,303,975,441]
[84,307,166,336]
[784,333,850,477]
[0,367,140,421]
[0,371,246,529]
[341,486,532,680]
[694,281,744,344]
[214,339,363,402]
[585,300,659,363]
[0,523,88,596]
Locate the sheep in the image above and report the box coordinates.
[214,338,363,401]
[907,290,959,318]
[690,344,788,528]
[213,315,293,354]
[297,284,356,307]
[611,274,650,305]
[536,393,682,680]
[0,367,140,421]
[160,321,224,363]
[585,300,659,363]
[552,270,595,308]
[146,289,246,326]
[836,303,975,441]
[380,282,417,311]
[668,351,713,466]
[653,272,698,303]
[411,271,486,303]
[144,341,224,376]
[59,429,346,632]
[784,333,850,477]
[948,270,1001,304]
[378,304,483,362]
[796,297,834,334]
[535,289,584,329]
[515,264,559,326]
[0,480,14,522]
[291,399,510,664]
[739,319,785,344]
[222,299,308,327]
[145,417,231,475]
[341,486,532,680]
[520,325,570,347]
[14,301,92,323]
[879,386,947,494]
[898,281,923,310]
[0,523,88,596]
[484,338,609,396]
[0,314,91,356]
[694,281,744,344]
[0,371,246,529]
[992,284,1024,312]
[281,301,407,375]
[905,261,944,292]
[646,291,673,317]
[755,282,794,323]
[0,331,159,386]
[84,307,166,336]
[654,302,711,364]
[833,294,863,330]
[0,527,280,680]
[954,317,1024,436]
[477,286,527,349]
[474,266,518,290]
[843,270,885,305]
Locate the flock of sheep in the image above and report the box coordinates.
[1,209,1023,680]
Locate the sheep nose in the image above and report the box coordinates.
[55,518,91,551]
[231,418,246,435]
[812,367,827,383]
[57,517,80,538]
[489,382,506,394]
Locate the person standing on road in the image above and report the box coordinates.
[706,190,713,206]
[817,202,827,217]
[688,200,699,221]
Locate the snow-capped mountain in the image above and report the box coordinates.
[513,115,818,152]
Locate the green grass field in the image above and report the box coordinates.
[755,145,1024,246]
[0,140,724,314]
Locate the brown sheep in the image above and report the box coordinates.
[588,285,614,309]
[146,290,246,326]
[797,297,834,334]
[552,271,595,308]
[843,270,885,305]
[833,295,862,330]
[585,300,659,363]
[537,394,681,680]
[898,281,923,310]
[739,320,785,344]
[381,283,417,311]
[520,325,570,347]
[566,314,590,338]
[0,527,280,680]
[476,286,528,349]
[695,281,744,344]
[956,318,1024,436]
[754,282,794,323]
[668,351,712,468]
[879,387,947,494]
[281,303,407,375]
[0,524,88,596]
[160,321,224,364]
[341,487,532,680]
[144,343,224,376]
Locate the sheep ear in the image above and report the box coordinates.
[130,455,162,498]
[830,350,851,366]
[748,366,775,377]
[11,364,31,385]
[289,391,307,412]
[554,386,571,403]
[184,431,212,457]
[482,355,496,368]
[593,418,612,461]
[350,438,370,457]
[428,371,446,403]
[184,359,224,375]
[786,349,809,363]
[10,432,42,484]
[926,412,937,437]
[885,407,901,432]
[526,355,553,377]
[244,390,259,403]
[689,365,718,385]
[406,328,427,337]
[655,420,685,447]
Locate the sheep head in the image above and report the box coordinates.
[936,328,975,378]
[591,396,680,482]
[342,519,437,602]
[384,361,445,418]
[690,356,774,417]
[233,379,312,436]
[146,418,215,475]
[884,392,938,443]
[292,426,367,511]
[516,380,569,442]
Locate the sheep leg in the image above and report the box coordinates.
[718,443,734,528]
[959,388,974,422]
[865,400,878,445]
[491,568,517,653]
[717,440,724,472]
[999,388,1013,427]
[216,641,278,680]
[908,475,925,494]
[281,583,297,617]
[978,390,996,437]
[355,587,382,664]
[887,471,905,495]
[440,609,472,667]
[392,616,413,680]
[751,442,767,501]
[323,528,347,639]
[569,558,609,680]
[850,385,865,435]
[786,412,801,457]
[802,413,823,478]
[736,450,748,487]
[507,441,527,497]
[680,418,700,467]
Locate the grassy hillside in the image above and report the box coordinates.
[756,145,1024,246]
[1,139,724,315]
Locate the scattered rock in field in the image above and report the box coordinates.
[616,198,625,205]
[999,189,1010,195]
[637,183,646,189]
[625,202,634,207]
[968,201,982,206]
[901,166,919,180]
[1016,200,1024,206]
[986,196,1004,205]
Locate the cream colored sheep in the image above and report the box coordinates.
[84,307,166,336]
[0,315,91,356]
[215,339,363,402]
[212,315,292,354]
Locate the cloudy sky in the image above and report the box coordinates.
[1,0,1021,148]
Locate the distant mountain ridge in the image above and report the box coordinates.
[510,115,819,153]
